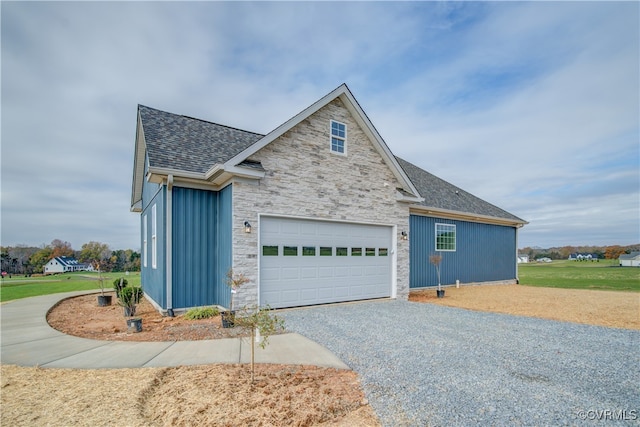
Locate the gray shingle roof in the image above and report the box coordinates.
[396,157,525,223]
[138,104,523,223]
[139,105,264,174]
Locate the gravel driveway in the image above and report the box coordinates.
[282,300,640,426]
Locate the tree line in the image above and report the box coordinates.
[1,239,140,275]
[519,244,640,261]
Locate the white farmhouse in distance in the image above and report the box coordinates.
[43,257,92,275]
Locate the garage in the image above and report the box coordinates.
[260,216,393,308]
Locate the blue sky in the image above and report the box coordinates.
[1,1,638,251]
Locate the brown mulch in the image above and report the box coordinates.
[46,292,253,341]
[1,364,379,427]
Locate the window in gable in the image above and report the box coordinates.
[330,120,346,154]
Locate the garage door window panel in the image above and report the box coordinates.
[320,247,332,256]
[263,245,279,256]
[284,246,298,256]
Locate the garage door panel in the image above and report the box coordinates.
[334,266,350,277]
[301,267,317,279]
[260,217,392,308]
[261,267,280,280]
[281,268,299,280]
[318,267,334,278]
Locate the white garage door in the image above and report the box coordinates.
[260,217,392,308]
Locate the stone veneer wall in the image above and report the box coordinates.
[231,98,411,307]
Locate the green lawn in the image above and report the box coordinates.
[0,272,141,302]
[518,260,640,292]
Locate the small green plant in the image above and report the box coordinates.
[118,286,143,317]
[113,278,128,297]
[234,304,285,382]
[184,306,220,320]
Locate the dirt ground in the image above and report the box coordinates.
[409,284,640,330]
[3,285,638,426]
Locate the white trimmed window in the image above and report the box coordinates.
[151,204,157,269]
[330,120,346,154]
[435,223,456,251]
[143,215,148,268]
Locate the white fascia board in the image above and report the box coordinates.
[396,191,424,203]
[410,205,529,227]
[147,167,207,182]
[131,112,147,210]
[224,164,265,179]
[204,164,224,181]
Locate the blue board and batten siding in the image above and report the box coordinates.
[171,185,232,309]
[409,215,517,288]
[140,160,166,307]
[140,176,233,310]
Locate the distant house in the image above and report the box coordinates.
[43,257,91,275]
[536,257,552,263]
[619,252,640,267]
[517,255,529,263]
[569,253,599,261]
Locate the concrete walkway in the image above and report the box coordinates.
[0,291,348,370]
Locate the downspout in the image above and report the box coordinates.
[515,225,521,284]
[166,174,174,316]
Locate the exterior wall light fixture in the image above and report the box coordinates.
[401,231,408,241]
[244,221,252,233]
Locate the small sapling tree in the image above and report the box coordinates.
[430,253,443,293]
[233,304,285,382]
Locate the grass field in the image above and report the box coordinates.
[518,259,640,292]
[0,272,141,302]
[1,260,637,302]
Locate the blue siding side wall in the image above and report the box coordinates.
[409,215,517,288]
[171,185,232,309]
[215,185,233,309]
[140,176,166,307]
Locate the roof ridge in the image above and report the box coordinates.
[138,104,264,137]
[181,114,265,137]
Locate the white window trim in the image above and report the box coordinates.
[151,204,157,269]
[330,120,347,156]
[143,215,148,268]
[435,223,456,252]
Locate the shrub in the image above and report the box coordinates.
[118,286,143,314]
[184,306,220,320]
[113,278,128,297]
